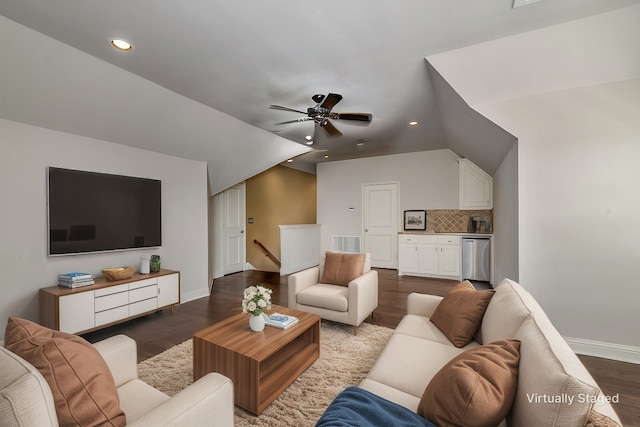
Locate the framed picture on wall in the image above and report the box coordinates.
[404,210,426,230]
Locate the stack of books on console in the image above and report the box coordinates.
[265,313,299,330]
[58,272,94,288]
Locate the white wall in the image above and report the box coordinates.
[279,224,321,275]
[481,79,640,360]
[317,150,459,253]
[492,143,519,284]
[0,15,308,196]
[427,5,640,107]
[209,192,225,280]
[0,119,209,340]
[427,4,640,361]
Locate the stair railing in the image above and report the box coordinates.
[253,239,281,268]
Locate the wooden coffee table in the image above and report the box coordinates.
[193,305,320,415]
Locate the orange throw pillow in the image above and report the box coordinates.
[418,339,521,427]
[4,317,126,427]
[320,252,366,286]
[430,281,495,347]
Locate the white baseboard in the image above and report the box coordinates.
[180,287,210,304]
[565,337,640,364]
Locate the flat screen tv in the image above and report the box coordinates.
[48,167,161,255]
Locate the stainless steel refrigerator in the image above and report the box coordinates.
[462,238,491,282]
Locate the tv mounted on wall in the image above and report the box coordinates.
[47,167,161,256]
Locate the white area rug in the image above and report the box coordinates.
[137,320,393,426]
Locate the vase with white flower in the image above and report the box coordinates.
[242,285,272,332]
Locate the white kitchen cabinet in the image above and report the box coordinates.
[399,240,420,273]
[398,234,461,280]
[418,244,439,276]
[459,158,493,210]
[438,236,461,277]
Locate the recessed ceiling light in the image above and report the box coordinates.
[305,135,313,141]
[286,159,294,163]
[324,155,329,159]
[512,0,543,8]
[109,38,134,51]
[409,121,418,126]
[306,140,314,145]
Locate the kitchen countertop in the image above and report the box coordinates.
[398,231,493,237]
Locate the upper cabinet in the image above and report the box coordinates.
[459,159,493,210]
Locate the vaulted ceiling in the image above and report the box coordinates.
[1,0,639,191]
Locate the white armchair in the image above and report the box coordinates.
[288,252,378,334]
[1,334,234,426]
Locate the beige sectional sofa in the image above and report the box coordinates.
[359,279,622,426]
[1,334,234,426]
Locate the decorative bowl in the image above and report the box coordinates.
[102,266,135,281]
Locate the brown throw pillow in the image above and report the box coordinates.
[4,317,126,427]
[418,339,521,427]
[430,281,495,347]
[320,252,366,286]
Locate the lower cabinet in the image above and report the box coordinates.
[58,292,95,334]
[398,234,461,280]
[157,274,181,308]
[40,269,180,334]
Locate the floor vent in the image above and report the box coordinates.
[331,235,361,253]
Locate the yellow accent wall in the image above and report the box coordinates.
[246,165,316,272]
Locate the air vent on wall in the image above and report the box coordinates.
[331,235,361,253]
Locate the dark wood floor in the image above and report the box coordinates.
[84,269,640,426]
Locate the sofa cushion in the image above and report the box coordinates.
[117,378,169,423]
[4,317,126,427]
[395,314,479,348]
[509,316,600,426]
[0,345,59,427]
[430,281,495,347]
[296,284,349,311]
[418,339,521,427]
[480,279,533,344]
[364,334,470,407]
[320,252,366,286]
[483,279,612,426]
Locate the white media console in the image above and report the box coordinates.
[40,269,180,334]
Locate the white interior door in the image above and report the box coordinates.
[223,183,245,275]
[363,183,398,269]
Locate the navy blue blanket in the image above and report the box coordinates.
[316,387,436,427]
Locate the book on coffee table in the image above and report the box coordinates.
[265,313,299,329]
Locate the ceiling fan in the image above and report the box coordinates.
[270,93,372,137]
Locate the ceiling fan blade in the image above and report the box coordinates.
[311,94,325,104]
[319,93,343,110]
[275,117,313,125]
[269,105,308,115]
[321,119,343,137]
[334,112,373,122]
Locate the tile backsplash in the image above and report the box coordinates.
[426,209,493,233]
